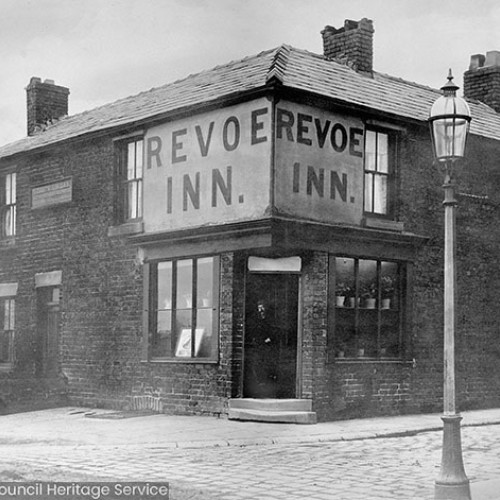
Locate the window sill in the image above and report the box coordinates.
[142,358,219,365]
[108,221,144,237]
[362,217,405,232]
[333,357,413,365]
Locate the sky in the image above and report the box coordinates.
[1,0,499,146]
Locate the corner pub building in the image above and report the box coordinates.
[1,18,500,423]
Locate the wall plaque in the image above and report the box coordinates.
[32,178,72,209]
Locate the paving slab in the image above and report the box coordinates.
[1,406,499,449]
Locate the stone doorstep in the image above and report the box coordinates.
[228,408,317,424]
[228,398,312,412]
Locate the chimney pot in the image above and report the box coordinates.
[485,50,500,67]
[469,54,485,70]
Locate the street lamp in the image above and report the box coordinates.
[429,70,471,500]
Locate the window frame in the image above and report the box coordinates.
[144,255,220,363]
[115,136,144,224]
[363,128,397,219]
[329,255,407,361]
[0,172,16,239]
[0,296,15,367]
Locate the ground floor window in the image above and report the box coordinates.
[149,256,220,360]
[0,297,14,363]
[331,256,404,359]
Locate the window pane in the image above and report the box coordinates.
[157,262,172,309]
[195,308,214,358]
[3,207,14,237]
[380,262,400,357]
[335,257,355,305]
[364,173,373,212]
[174,309,192,357]
[136,180,143,218]
[359,260,378,308]
[9,299,14,330]
[2,300,8,330]
[127,142,136,179]
[127,182,138,219]
[334,258,356,355]
[176,260,193,309]
[197,257,214,308]
[373,175,388,214]
[381,262,398,308]
[135,140,143,178]
[377,133,389,173]
[11,173,16,204]
[5,174,12,205]
[0,331,10,363]
[154,310,172,357]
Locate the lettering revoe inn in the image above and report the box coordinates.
[2,18,500,422]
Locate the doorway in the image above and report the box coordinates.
[36,287,60,377]
[243,273,299,398]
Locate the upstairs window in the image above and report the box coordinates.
[364,130,396,217]
[148,256,220,361]
[331,256,405,359]
[116,138,143,222]
[0,297,15,364]
[1,173,16,238]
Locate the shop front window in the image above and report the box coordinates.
[332,256,404,359]
[149,256,219,361]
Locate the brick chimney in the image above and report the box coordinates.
[26,77,69,136]
[463,51,500,113]
[321,18,374,74]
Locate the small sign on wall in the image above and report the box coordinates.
[32,178,72,209]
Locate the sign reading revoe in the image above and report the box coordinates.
[274,101,365,225]
[32,178,72,209]
[143,98,272,233]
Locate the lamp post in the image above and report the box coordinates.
[429,70,471,500]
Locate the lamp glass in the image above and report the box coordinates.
[429,78,471,163]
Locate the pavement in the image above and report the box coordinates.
[1,406,500,499]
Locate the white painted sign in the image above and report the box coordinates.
[143,99,272,233]
[274,101,364,225]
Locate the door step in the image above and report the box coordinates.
[228,398,317,424]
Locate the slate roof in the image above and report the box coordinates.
[1,45,499,160]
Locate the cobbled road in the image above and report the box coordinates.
[1,424,499,499]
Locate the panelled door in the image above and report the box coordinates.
[36,287,60,376]
[243,273,298,398]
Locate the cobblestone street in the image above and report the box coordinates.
[0,410,499,500]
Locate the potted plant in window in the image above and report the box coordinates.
[361,281,377,309]
[356,340,366,357]
[336,342,347,359]
[335,282,351,307]
[380,276,395,309]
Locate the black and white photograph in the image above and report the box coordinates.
[0,1,500,498]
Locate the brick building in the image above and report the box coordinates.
[1,19,500,422]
